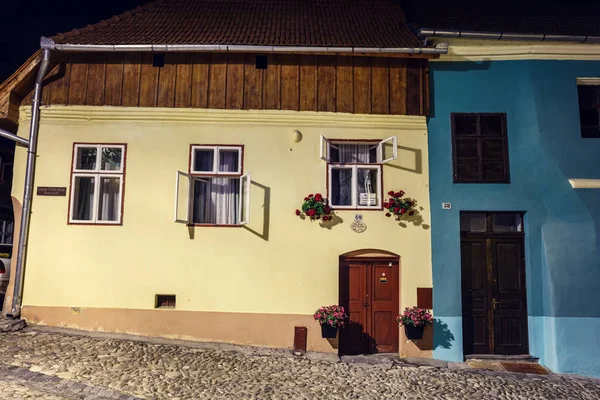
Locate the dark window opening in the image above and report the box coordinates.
[153,53,165,68]
[460,212,523,234]
[256,55,268,70]
[451,113,510,183]
[155,294,176,308]
[577,84,600,138]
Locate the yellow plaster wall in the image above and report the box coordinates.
[15,106,432,316]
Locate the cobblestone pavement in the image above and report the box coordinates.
[0,329,599,399]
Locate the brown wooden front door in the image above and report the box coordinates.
[461,213,528,355]
[339,259,399,355]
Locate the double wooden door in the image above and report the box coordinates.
[461,236,528,355]
[339,259,399,355]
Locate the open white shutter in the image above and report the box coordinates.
[320,135,331,162]
[378,136,398,163]
[174,170,193,224]
[239,173,251,225]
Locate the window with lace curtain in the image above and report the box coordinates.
[320,136,397,209]
[69,144,126,224]
[174,145,250,226]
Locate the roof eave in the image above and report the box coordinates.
[418,28,600,44]
[42,37,449,55]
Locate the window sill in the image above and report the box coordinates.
[68,221,123,226]
[188,224,244,227]
[331,207,384,211]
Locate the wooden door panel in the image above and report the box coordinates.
[340,260,399,355]
[339,263,368,355]
[461,238,490,355]
[370,263,399,353]
[492,239,528,354]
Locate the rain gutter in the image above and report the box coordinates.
[7,47,51,319]
[41,37,449,55]
[418,28,600,44]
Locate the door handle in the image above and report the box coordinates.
[492,299,500,310]
[363,302,369,309]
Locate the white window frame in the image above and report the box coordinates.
[190,145,243,176]
[176,145,250,226]
[69,144,126,225]
[319,136,398,164]
[328,164,382,209]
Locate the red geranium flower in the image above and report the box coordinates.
[388,190,395,196]
[400,208,406,214]
[308,194,314,198]
[393,207,400,213]
[315,193,323,201]
[295,209,301,216]
[385,213,391,217]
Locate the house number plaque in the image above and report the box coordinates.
[350,214,367,233]
[37,187,67,196]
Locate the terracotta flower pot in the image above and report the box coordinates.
[404,324,425,340]
[321,324,338,338]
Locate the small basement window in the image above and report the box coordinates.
[577,79,600,138]
[155,294,176,309]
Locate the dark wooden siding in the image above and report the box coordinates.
[27,53,430,116]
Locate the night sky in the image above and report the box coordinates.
[0,0,147,82]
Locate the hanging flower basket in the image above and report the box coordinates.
[383,190,416,220]
[313,305,347,338]
[396,306,432,341]
[296,193,334,222]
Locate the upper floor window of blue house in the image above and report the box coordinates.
[451,113,509,184]
[577,80,600,138]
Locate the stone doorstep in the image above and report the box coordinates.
[0,317,26,333]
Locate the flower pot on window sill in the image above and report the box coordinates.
[320,324,338,338]
[404,324,425,340]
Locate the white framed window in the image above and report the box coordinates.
[69,144,126,224]
[175,145,250,226]
[190,145,243,175]
[321,137,397,209]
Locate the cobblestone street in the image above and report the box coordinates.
[0,329,599,399]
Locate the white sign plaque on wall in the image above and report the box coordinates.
[442,202,452,210]
[350,214,367,233]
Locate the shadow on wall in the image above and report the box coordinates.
[384,143,422,174]
[433,318,455,350]
[414,323,434,351]
[244,180,271,241]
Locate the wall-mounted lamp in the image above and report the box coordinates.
[292,130,303,143]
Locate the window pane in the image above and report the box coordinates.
[6,222,13,234]
[101,147,123,171]
[357,168,378,207]
[581,126,600,138]
[481,139,505,160]
[579,108,599,127]
[218,149,240,173]
[98,177,121,222]
[492,213,523,232]
[72,176,95,221]
[335,144,376,164]
[455,139,478,158]
[193,178,240,224]
[456,159,480,181]
[76,147,97,170]
[482,161,506,181]
[480,115,504,136]
[460,213,487,232]
[331,168,352,206]
[453,114,477,136]
[578,85,599,110]
[194,149,215,172]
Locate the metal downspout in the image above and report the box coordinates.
[7,48,51,319]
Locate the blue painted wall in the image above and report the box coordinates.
[428,60,600,378]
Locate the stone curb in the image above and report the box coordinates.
[0,363,142,400]
[0,318,26,333]
[25,324,341,363]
